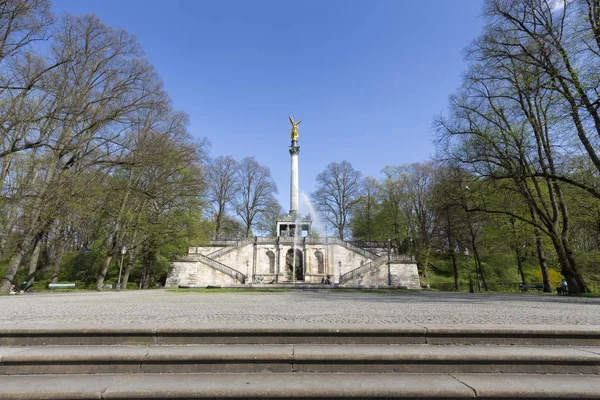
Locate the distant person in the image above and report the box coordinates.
[557,279,568,295]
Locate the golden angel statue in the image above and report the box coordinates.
[289,116,302,139]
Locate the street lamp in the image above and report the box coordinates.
[338,260,342,283]
[465,247,474,293]
[116,246,126,291]
[387,238,391,286]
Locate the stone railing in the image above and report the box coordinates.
[339,255,389,284]
[339,255,414,284]
[195,253,246,283]
[390,254,415,262]
[255,237,278,244]
[318,237,378,259]
[347,240,390,249]
[209,239,240,246]
[278,236,301,244]
[207,239,253,259]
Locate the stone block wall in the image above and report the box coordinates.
[195,263,240,286]
[342,261,421,289]
[214,244,254,275]
[390,262,421,289]
[165,261,198,287]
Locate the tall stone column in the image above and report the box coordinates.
[289,139,300,216]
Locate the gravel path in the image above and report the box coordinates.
[1,290,598,325]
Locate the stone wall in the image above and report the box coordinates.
[342,261,421,289]
[213,244,254,277]
[165,261,198,287]
[390,262,421,289]
[195,263,241,286]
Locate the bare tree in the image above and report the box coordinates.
[350,176,381,241]
[205,156,239,238]
[256,197,284,237]
[311,161,362,240]
[235,157,278,238]
[0,0,53,64]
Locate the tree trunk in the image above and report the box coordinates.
[421,245,431,278]
[121,246,139,290]
[547,233,586,294]
[24,234,44,292]
[96,253,114,291]
[50,240,68,284]
[0,156,57,293]
[121,256,133,290]
[562,236,588,293]
[139,245,152,290]
[0,234,34,293]
[450,249,459,291]
[515,247,526,285]
[140,261,151,290]
[473,244,487,291]
[95,175,134,291]
[527,205,552,292]
[215,205,225,238]
[445,212,459,291]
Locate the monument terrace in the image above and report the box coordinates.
[166,118,420,289]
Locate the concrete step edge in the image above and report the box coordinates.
[1,324,599,346]
[1,345,599,375]
[1,373,600,399]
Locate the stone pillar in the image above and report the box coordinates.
[289,139,300,215]
[252,238,257,283]
[276,238,280,282]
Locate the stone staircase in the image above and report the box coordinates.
[0,324,599,398]
[339,254,389,284]
[206,239,253,259]
[324,237,379,259]
[193,253,247,283]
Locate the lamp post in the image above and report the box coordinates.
[465,247,474,293]
[116,246,126,292]
[387,238,391,286]
[338,260,342,283]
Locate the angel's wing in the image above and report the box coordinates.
[288,116,295,125]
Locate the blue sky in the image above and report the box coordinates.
[53,0,484,213]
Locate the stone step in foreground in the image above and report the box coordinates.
[1,344,599,375]
[1,323,599,346]
[1,373,600,399]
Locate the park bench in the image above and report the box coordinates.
[48,283,76,292]
[519,284,544,292]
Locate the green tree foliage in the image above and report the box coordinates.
[432,0,600,293]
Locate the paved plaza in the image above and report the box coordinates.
[1,290,599,326]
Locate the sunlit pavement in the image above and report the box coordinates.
[1,289,598,326]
